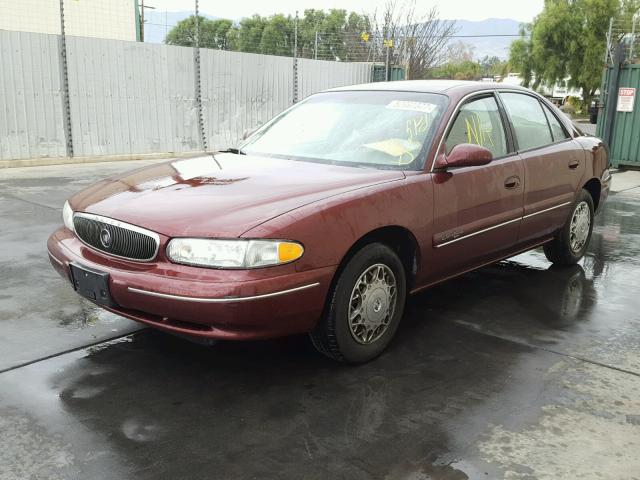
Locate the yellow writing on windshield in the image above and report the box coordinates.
[401,113,435,165]
[406,115,429,142]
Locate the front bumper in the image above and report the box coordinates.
[48,227,335,340]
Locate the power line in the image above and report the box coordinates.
[451,34,525,38]
[313,33,525,39]
[145,24,527,39]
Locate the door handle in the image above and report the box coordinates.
[504,175,520,189]
[568,160,580,169]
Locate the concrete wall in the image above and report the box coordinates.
[0,30,373,165]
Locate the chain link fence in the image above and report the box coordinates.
[605,16,640,65]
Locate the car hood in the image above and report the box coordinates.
[70,153,405,238]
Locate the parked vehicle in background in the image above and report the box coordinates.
[48,81,611,363]
[589,99,599,124]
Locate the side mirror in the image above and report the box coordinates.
[242,122,263,140]
[435,143,493,169]
[242,129,255,141]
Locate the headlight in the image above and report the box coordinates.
[166,239,304,269]
[62,201,74,231]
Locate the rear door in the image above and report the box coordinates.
[430,93,524,276]
[498,92,585,243]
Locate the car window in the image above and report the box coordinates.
[500,93,553,151]
[542,103,569,142]
[445,96,507,158]
[241,91,448,170]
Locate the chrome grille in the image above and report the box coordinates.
[73,213,159,261]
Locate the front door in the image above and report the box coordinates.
[430,94,524,278]
[498,92,585,243]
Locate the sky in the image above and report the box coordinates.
[144,0,545,23]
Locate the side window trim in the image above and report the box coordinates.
[540,100,571,143]
[444,92,513,160]
[538,98,557,143]
[494,92,517,153]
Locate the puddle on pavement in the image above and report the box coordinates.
[1,178,639,480]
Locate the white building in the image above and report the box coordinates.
[0,0,138,41]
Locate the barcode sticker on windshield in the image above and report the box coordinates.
[386,100,437,114]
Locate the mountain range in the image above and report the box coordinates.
[451,18,523,59]
[143,12,523,61]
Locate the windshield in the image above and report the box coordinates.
[240,91,448,170]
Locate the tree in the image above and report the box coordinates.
[297,9,372,61]
[165,16,234,50]
[344,11,373,61]
[163,5,455,72]
[430,60,482,80]
[619,0,640,31]
[314,9,349,60]
[446,41,476,63]
[298,9,327,58]
[235,15,267,53]
[259,14,295,56]
[509,0,620,106]
[509,24,535,86]
[367,0,457,79]
[479,55,510,78]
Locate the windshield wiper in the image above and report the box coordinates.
[220,147,246,155]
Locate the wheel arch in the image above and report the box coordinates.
[329,226,421,294]
[582,178,601,211]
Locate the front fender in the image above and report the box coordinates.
[241,174,434,275]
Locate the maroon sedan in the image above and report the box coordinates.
[48,81,610,363]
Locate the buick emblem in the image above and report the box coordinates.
[99,227,112,248]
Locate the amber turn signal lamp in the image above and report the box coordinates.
[278,242,304,263]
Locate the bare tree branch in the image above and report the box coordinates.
[367,0,457,79]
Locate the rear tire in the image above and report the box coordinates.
[310,243,406,364]
[543,189,594,266]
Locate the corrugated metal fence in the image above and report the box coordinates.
[0,30,373,163]
[1,30,67,160]
[597,64,640,168]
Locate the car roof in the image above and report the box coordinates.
[327,80,531,96]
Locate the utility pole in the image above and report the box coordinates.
[293,11,299,103]
[294,11,299,59]
[314,31,318,60]
[371,34,376,63]
[385,46,390,81]
[139,0,156,42]
[194,0,207,151]
[383,39,393,81]
[630,15,637,62]
[602,42,625,147]
[58,0,73,157]
[604,17,613,64]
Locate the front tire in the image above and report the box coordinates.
[543,189,594,266]
[310,243,407,364]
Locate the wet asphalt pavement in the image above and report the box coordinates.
[1,161,640,480]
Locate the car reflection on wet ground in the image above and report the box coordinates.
[1,162,639,480]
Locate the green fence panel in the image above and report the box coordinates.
[598,64,640,168]
[372,65,406,82]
